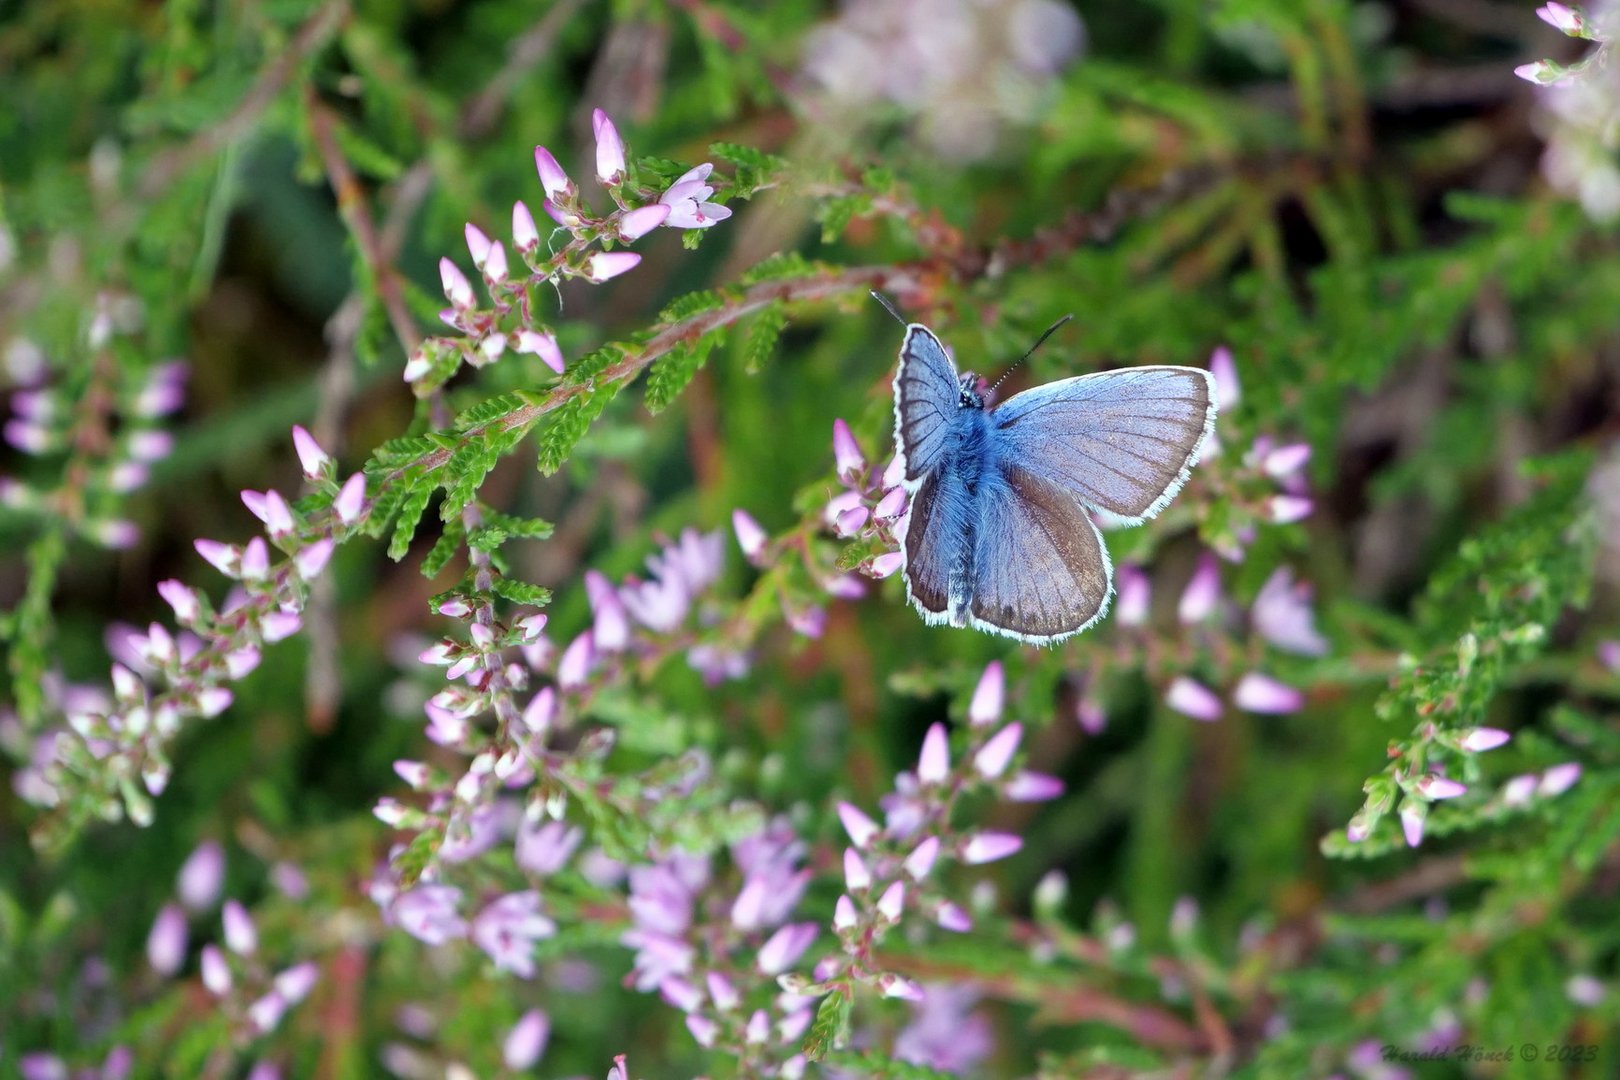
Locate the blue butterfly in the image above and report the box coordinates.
[892,322,1217,644]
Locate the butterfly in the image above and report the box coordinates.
[891,321,1217,644]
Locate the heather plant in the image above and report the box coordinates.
[3,2,1619,1079]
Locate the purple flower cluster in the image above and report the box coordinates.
[405,108,733,392]
[619,818,816,1076]
[811,661,1058,1018]
[1,311,186,549]
[30,426,357,825]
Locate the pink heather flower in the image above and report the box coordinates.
[585,570,632,651]
[534,145,572,199]
[223,899,258,955]
[1269,495,1313,524]
[707,971,740,1012]
[484,241,509,283]
[260,610,301,643]
[518,331,563,369]
[1252,567,1328,656]
[402,353,432,382]
[587,251,641,282]
[895,985,995,1075]
[1005,771,1064,802]
[880,974,926,1001]
[200,944,232,995]
[127,430,173,461]
[975,722,1022,778]
[1460,727,1511,752]
[439,258,474,309]
[833,505,869,537]
[608,1055,631,1080]
[1346,812,1370,843]
[1210,346,1239,409]
[1263,442,1311,479]
[1503,774,1538,807]
[1165,676,1222,721]
[658,164,733,230]
[392,884,467,945]
[1567,974,1606,1007]
[874,486,907,519]
[837,801,880,848]
[757,922,817,975]
[513,200,539,253]
[392,760,430,789]
[732,508,768,564]
[1401,802,1426,847]
[831,418,865,481]
[825,573,868,599]
[178,839,226,911]
[1415,775,1468,800]
[592,108,627,183]
[1597,640,1620,672]
[196,686,233,718]
[869,551,904,578]
[877,881,906,921]
[157,582,202,625]
[247,992,288,1035]
[240,537,271,579]
[1177,553,1221,623]
[1232,672,1303,714]
[904,836,940,880]
[4,418,52,454]
[1112,565,1148,626]
[1537,3,1584,34]
[786,603,826,638]
[917,723,950,784]
[295,538,334,579]
[961,832,1022,864]
[619,203,672,240]
[437,598,471,618]
[505,1009,551,1070]
[936,902,972,932]
[1076,696,1106,734]
[146,903,187,975]
[686,1015,719,1047]
[464,223,492,266]
[1540,762,1582,797]
[834,894,858,930]
[274,961,318,1004]
[968,661,1004,726]
[262,490,295,538]
[334,472,366,524]
[472,891,556,978]
[91,518,140,549]
[843,848,871,891]
[557,631,595,690]
[824,488,864,527]
[195,539,238,576]
[517,818,583,875]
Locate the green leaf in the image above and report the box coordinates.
[490,578,552,606]
[421,517,465,578]
[743,301,786,374]
[740,251,817,285]
[801,989,852,1061]
[644,334,717,414]
[388,484,434,561]
[536,383,618,476]
[657,289,726,325]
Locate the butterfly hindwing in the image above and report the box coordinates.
[967,463,1112,642]
[990,366,1216,523]
[893,324,961,487]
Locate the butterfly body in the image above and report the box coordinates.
[892,323,1216,644]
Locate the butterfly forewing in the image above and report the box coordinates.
[967,464,1111,641]
[991,367,1216,523]
[893,325,961,486]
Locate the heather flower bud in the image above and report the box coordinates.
[869,551,904,578]
[917,722,950,783]
[903,836,939,880]
[1540,762,1582,796]
[1460,727,1511,752]
[1210,345,1239,409]
[961,832,1022,864]
[834,894,858,930]
[757,922,817,975]
[516,330,565,374]
[512,200,539,253]
[833,505,869,537]
[591,108,627,183]
[836,801,880,848]
[439,258,474,309]
[831,418,865,481]
[464,223,492,266]
[1232,672,1303,714]
[483,241,508,283]
[873,486,907,519]
[586,251,640,282]
[619,203,671,240]
[294,538,334,579]
[1268,495,1313,524]
[223,899,258,955]
[1400,801,1426,847]
[291,425,331,479]
[1004,771,1064,802]
[732,508,768,564]
[504,1009,550,1071]
[1165,676,1222,722]
[974,722,1022,778]
[843,848,871,891]
[879,973,924,1000]
[334,473,366,524]
[876,881,905,921]
[1177,553,1220,623]
[201,944,231,995]
[1416,774,1467,799]
[240,537,270,580]
[534,146,572,199]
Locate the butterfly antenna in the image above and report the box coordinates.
[870,290,908,326]
[989,314,1073,393]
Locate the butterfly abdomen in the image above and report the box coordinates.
[941,410,999,625]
